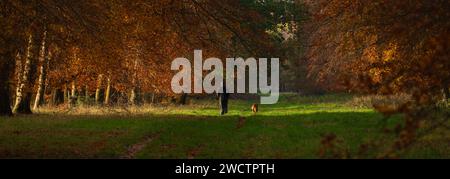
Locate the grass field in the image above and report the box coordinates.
[0,94,448,159]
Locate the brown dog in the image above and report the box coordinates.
[251,103,258,113]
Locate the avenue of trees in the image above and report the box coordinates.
[0,0,448,140]
[0,0,448,158]
[1,0,301,115]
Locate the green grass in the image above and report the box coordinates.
[0,94,448,159]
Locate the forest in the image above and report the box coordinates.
[0,0,448,159]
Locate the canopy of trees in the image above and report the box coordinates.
[0,0,448,120]
[1,0,304,115]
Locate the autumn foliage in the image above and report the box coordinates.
[0,0,448,158]
[305,0,449,158]
[306,0,449,101]
[0,0,280,114]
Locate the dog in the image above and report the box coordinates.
[251,103,258,113]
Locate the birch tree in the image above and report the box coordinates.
[33,31,48,110]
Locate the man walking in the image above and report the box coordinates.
[218,84,229,115]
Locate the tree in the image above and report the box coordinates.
[305,0,450,158]
[33,36,51,110]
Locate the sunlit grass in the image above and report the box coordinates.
[0,94,448,159]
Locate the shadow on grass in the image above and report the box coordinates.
[0,111,410,159]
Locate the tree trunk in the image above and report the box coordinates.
[0,83,13,116]
[129,58,140,105]
[129,87,141,106]
[63,84,69,103]
[71,80,77,97]
[51,88,64,106]
[0,49,16,116]
[104,77,111,105]
[68,80,77,108]
[84,85,90,104]
[444,85,449,100]
[33,31,48,110]
[13,52,23,105]
[13,34,35,114]
[151,93,156,104]
[130,88,137,105]
[442,85,449,104]
[95,74,103,105]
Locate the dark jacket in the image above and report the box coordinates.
[217,85,229,101]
